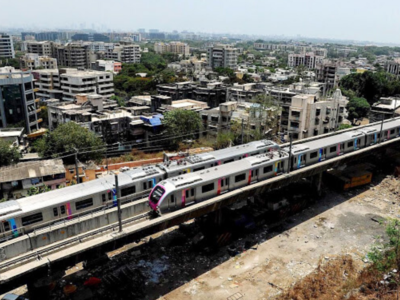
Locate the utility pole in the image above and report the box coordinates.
[115,174,122,232]
[74,149,79,184]
[105,151,109,175]
[287,132,293,174]
[241,118,244,145]
[379,113,385,143]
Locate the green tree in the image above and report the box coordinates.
[110,95,125,107]
[34,122,105,163]
[0,140,20,167]
[337,124,353,130]
[27,185,51,196]
[346,97,370,122]
[163,110,202,146]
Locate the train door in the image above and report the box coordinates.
[0,221,11,240]
[338,143,344,155]
[184,188,196,206]
[52,206,61,220]
[275,161,283,175]
[250,169,259,183]
[168,194,177,209]
[297,154,306,169]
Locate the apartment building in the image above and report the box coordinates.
[154,42,190,56]
[22,41,56,56]
[20,53,58,70]
[91,60,122,73]
[370,97,400,122]
[0,33,15,58]
[288,53,324,69]
[56,43,93,69]
[0,67,41,134]
[386,59,400,77]
[285,90,348,140]
[33,68,114,101]
[105,44,141,63]
[315,63,338,91]
[32,69,63,100]
[226,83,266,103]
[208,44,238,69]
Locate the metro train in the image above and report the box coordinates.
[149,118,400,214]
[0,140,278,242]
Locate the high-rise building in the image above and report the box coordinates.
[105,44,141,63]
[0,33,15,59]
[207,44,238,69]
[22,41,57,56]
[154,42,190,56]
[55,43,93,69]
[0,67,41,134]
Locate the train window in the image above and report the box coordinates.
[329,146,336,152]
[102,194,106,202]
[310,151,318,159]
[225,178,229,186]
[223,159,234,164]
[235,173,246,182]
[21,213,43,226]
[391,129,395,134]
[264,165,273,173]
[75,198,93,210]
[121,186,136,197]
[186,190,189,198]
[170,195,175,203]
[191,188,194,196]
[221,179,225,187]
[348,141,353,147]
[143,182,147,190]
[60,205,66,215]
[193,166,205,172]
[53,207,58,217]
[202,183,215,193]
[3,221,10,232]
[108,192,112,200]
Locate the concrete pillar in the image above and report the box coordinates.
[213,209,223,226]
[313,172,323,197]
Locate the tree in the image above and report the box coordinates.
[163,110,202,146]
[346,97,370,122]
[33,122,105,163]
[27,185,51,196]
[110,95,125,107]
[0,140,20,167]
[337,124,352,130]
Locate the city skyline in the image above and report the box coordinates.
[1,0,399,44]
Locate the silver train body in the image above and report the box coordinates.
[149,118,400,214]
[0,140,278,241]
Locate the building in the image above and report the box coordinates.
[0,33,15,58]
[65,162,100,185]
[208,44,238,69]
[315,63,338,91]
[154,42,190,56]
[22,41,56,56]
[370,97,400,122]
[386,59,400,77]
[284,90,348,140]
[33,68,114,101]
[158,99,209,113]
[20,53,58,70]
[0,128,25,150]
[105,44,141,63]
[32,69,64,100]
[0,67,41,134]
[226,83,266,103]
[0,159,66,200]
[288,53,324,69]
[91,60,122,73]
[55,43,93,69]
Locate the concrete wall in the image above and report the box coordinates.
[0,199,150,262]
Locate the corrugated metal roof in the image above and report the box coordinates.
[0,159,65,183]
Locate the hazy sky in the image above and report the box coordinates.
[1,0,399,43]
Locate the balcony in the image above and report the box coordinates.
[35,98,40,103]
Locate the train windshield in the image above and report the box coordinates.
[150,186,165,204]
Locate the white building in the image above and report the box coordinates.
[154,42,190,56]
[0,33,15,58]
[22,41,56,56]
[105,44,141,63]
[288,53,324,69]
[286,90,348,140]
[20,53,58,70]
[208,44,238,69]
[33,68,114,101]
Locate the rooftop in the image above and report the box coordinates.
[0,159,65,183]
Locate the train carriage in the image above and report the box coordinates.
[149,151,289,214]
